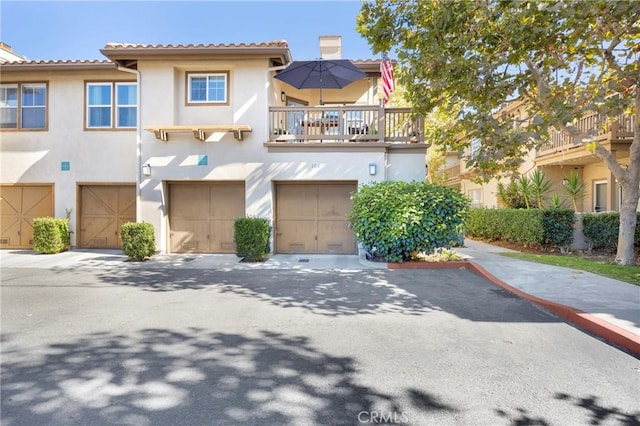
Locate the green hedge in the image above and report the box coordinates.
[32,217,70,254]
[582,212,640,252]
[120,222,156,261]
[465,208,574,249]
[349,181,468,262]
[234,217,271,262]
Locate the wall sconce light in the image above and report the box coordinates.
[142,163,151,176]
[369,163,377,176]
[281,91,286,102]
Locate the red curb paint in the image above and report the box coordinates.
[389,260,640,356]
[388,260,469,269]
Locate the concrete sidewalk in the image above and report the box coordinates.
[456,239,640,340]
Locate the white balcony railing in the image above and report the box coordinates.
[269,105,424,144]
[537,111,636,157]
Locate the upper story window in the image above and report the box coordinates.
[187,72,228,104]
[86,82,137,129]
[0,82,47,130]
[470,139,481,157]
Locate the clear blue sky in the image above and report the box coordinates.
[0,1,379,62]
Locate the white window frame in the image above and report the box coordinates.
[86,82,113,129]
[0,83,18,129]
[86,82,137,129]
[187,72,228,104]
[593,180,607,212]
[115,82,137,129]
[20,83,47,129]
[468,188,483,208]
[470,139,481,157]
[0,82,47,130]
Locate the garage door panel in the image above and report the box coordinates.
[22,187,55,219]
[170,219,209,252]
[82,217,117,247]
[318,219,356,254]
[210,219,237,253]
[79,185,135,249]
[171,185,209,219]
[210,184,245,219]
[276,219,316,254]
[277,185,318,219]
[276,183,356,254]
[0,185,54,249]
[82,187,117,216]
[1,187,22,216]
[118,187,136,219]
[169,182,245,253]
[317,185,353,218]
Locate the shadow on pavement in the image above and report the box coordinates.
[1,328,449,426]
[93,267,561,322]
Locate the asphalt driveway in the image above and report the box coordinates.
[1,266,638,425]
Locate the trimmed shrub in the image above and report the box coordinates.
[120,222,155,261]
[32,217,70,254]
[349,181,468,262]
[234,217,271,261]
[583,212,640,252]
[466,208,574,249]
[541,209,575,249]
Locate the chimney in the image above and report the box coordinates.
[0,42,26,63]
[319,35,342,60]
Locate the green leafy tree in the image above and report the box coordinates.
[358,0,640,265]
[426,148,447,184]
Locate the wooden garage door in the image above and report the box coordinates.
[276,183,357,254]
[79,185,136,248]
[169,182,245,253]
[0,185,54,249]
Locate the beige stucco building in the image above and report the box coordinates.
[444,99,637,212]
[0,37,427,254]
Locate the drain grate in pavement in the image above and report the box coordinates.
[298,258,310,263]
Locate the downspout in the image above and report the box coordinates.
[117,65,142,221]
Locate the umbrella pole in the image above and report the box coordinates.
[319,61,323,105]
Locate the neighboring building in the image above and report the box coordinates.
[0,36,427,254]
[0,43,25,64]
[444,99,637,211]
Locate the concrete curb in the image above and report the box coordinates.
[388,260,640,356]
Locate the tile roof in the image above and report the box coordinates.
[102,41,289,50]
[2,59,112,66]
[0,59,117,70]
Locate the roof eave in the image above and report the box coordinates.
[100,46,293,67]
[0,62,118,72]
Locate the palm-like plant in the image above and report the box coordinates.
[549,193,566,209]
[563,172,587,212]
[517,175,532,209]
[529,170,553,208]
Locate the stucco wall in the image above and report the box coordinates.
[0,69,137,244]
[137,58,425,252]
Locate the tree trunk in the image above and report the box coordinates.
[616,179,639,265]
[615,86,640,265]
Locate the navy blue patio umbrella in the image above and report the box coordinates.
[274,59,367,105]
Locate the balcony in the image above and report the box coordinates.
[536,111,635,164]
[267,106,425,146]
[443,163,461,185]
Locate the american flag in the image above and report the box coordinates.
[380,56,395,104]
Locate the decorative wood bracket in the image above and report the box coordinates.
[144,125,252,142]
